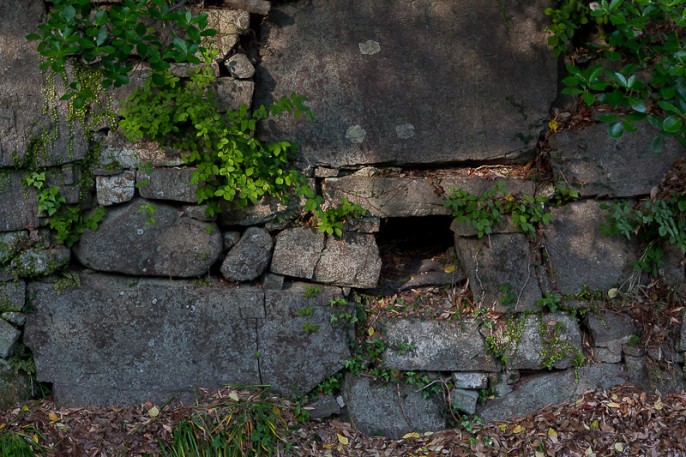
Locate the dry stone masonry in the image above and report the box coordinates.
[0,0,684,439]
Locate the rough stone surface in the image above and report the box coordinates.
[479,364,628,422]
[307,395,341,420]
[451,388,479,415]
[382,319,500,372]
[0,0,87,167]
[180,205,215,222]
[550,122,685,197]
[453,372,488,390]
[205,9,250,56]
[74,199,222,278]
[258,284,351,396]
[261,273,284,290]
[222,231,241,251]
[344,217,381,234]
[455,233,541,312]
[586,311,635,357]
[314,233,382,288]
[258,0,555,168]
[324,175,535,218]
[624,355,684,394]
[344,374,445,439]
[0,361,30,409]
[214,79,255,112]
[219,193,304,226]
[681,310,686,352]
[137,167,199,203]
[220,227,273,281]
[506,313,583,371]
[96,171,136,206]
[225,54,255,79]
[544,200,638,295]
[0,280,25,312]
[168,62,220,79]
[271,227,325,280]
[0,319,20,359]
[661,244,685,289]
[99,130,185,169]
[595,347,622,363]
[11,248,70,278]
[1,312,25,327]
[0,172,39,232]
[25,274,264,406]
[0,231,28,265]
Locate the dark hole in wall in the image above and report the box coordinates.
[374,216,456,293]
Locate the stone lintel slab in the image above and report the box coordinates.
[24,273,264,407]
[323,175,536,218]
[256,0,556,168]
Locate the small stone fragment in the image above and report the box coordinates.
[96,171,136,206]
[214,79,254,112]
[11,248,70,278]
[222,231,241,252]
[225,54,255,79]
[220,228,273,281]
[453,372,488,390]
[0,319,20,359]
[451,388,479,415]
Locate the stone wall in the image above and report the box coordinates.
[0,0,684,439]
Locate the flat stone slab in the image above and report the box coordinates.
[323,175,535,218]
[550,122,685,198]
[478,364,628,422]
[258,284,351,396]
[382,319,501,372]
[343,374,445,439]
[75,199,222,278]
[455,233,542,312]
[257,0,556,168]
[24,273,264,406]
[220,227,273,282]
[543,200,639,295]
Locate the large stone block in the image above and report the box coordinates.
[543,200,639,295]
[314,233,381,288]
[0,0,87,167]
[74,199,222,278]
[478,364,628,422]
[550,122,685,198]
[137,167,199,203]
[256,0,556,168]
[382,319,500,372]
[323,175,535,218]
[270,227,325,279]
[343,374,445,439]
[0,172,39,232]
[505,313,583,371]
[258,284,351,396]
[25,274,264,406]
[455,233,542,312]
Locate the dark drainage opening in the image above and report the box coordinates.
[374,216,457,294]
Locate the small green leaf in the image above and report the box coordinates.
[663,116,683,133]
[608,122,624,139]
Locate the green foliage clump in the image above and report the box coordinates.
[26,0,216,109]
[119,66,315,217]
[0,431,44,457]
[547,0,686,150]
[444,180,553,239]
[316,198,367,237]
[601,193,686,276]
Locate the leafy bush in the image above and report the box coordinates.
[547,0,686,150]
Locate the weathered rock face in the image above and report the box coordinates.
[382,319,500,372]
[343,374,445,440]
[0,172,39,232]
[0,319,20,359]
[0,361,30,409]
[137,167,199,203]
[455,233,542,312]
[257,0,556,168]
[220,227,273,281]
[544,200,639,295]
[11,248,70,278]
[505,313,583,371]
[258,284,351,395]
[96,171,136,206]
[0,0,87,167]
[0,280,25,312]
[478,364,628,422]
[74,199,222,278]
[271,228,382,288]
[586,311,635,360]
[550,122,685,198]
[323,175,536,218]
[25,274,264,406]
